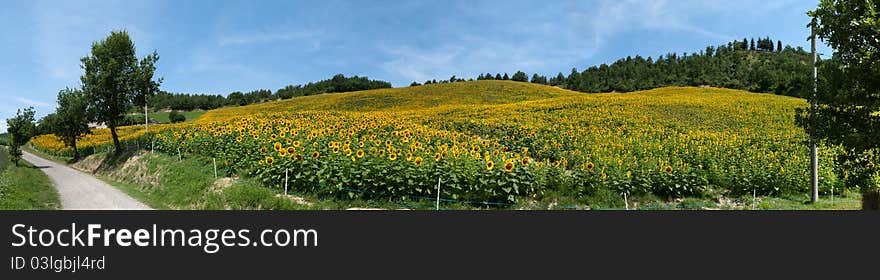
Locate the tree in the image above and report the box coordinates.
[410,81,421,87]
[743,37,749,50]
[750,38,756,51]
[35,113,58,136]
[777,40,783,53]
[502,73,509,80]
[494,73,502,80]
[801,1,880,209]
[6,107,35,167]
[511,71,529,82]
[54,88,91,159]
[168,110,186,123]
[80,30,161,152]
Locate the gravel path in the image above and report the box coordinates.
[21,151,152,210]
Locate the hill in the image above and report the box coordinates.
[31,81,842,205]
[198,80,578,121]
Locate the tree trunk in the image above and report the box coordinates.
[862,190,880,210]
[109,124,121,153]
[72,138,79,160]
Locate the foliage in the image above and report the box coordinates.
[801,0,880,207]
[80,30,161,151]
[471,37,811,98]
[6,107,35,167]
[168,110,186,123]
[275,74,392,100]
[54,88,92,159]
[149,91,226,111]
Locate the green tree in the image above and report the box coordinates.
[6,107,35,167]
[168,110,186,123]
[777,40,783,53]
[801,1,880,209]
[80,30,161,152]
[35,113,58,136]
[54,88,91,159]
[511,71,528,82]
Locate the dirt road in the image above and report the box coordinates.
[21,151,151,210]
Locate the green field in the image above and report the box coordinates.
[129,110,206,124]
[0,147,61,210]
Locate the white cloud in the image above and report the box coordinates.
[218,29,326,47]
[15,97,53,108]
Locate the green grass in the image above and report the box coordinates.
[129,110,206,123]
[0,147,61,210]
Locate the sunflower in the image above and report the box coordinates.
[235,136,243,143]
[664,166,673,173]
[356,149,365,158]
[332,147,340,154]
[286,139,292,145]
[379,150,385,157]
[586,162,595,170]
[270,134,277,140]
[406,152,413,161]
[260,147,267,153]
[414,156,423,167]
[434,153,442,161]
[293,140,301,147]
[522,157,531,166]
[311,151,320,159]
[278,149,287,156]
[504,160,515,172]
[274,142,282,151]
[389,153,397,161]
[486,160,495,171]
[294,154,303,161]
[253,135,260,140]
[265,156,274,165]
[279,131,286,138]
[287,147,296,155]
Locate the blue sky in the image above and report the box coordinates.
[0,0,831,133]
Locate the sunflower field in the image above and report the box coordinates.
[30,81,843,203]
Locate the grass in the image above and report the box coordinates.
[0,146,61,210]
[129,110,206,123]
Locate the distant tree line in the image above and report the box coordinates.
[145,74,392,111]
[411,37,812,98]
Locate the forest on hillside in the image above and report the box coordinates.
[465,37,813,98]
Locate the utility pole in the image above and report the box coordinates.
[810,17,819,203]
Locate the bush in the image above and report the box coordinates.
[169,111,186,123]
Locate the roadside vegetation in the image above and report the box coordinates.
[0,146,60,210]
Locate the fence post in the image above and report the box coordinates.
[752,189,757,210]
[623,192,629,210]
[213,158,217,178]
[285,168,289,195]
[436,177,441,211]
[831,185,834,206]
[177,147,181,161]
